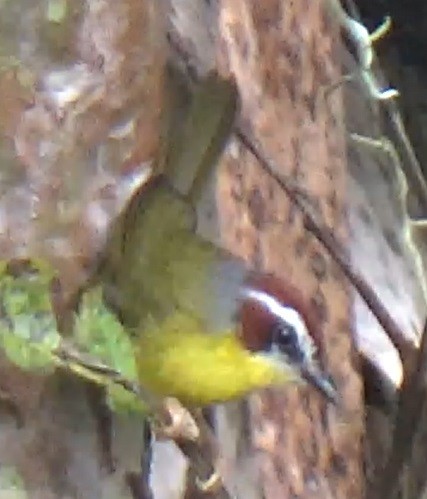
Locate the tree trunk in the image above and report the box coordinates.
[213,1,364,497]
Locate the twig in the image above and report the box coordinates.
[369,319,427,499]
[236,126,415,363]
[53,343,147,402]
[324,0,398,100]
[386,103,427,210]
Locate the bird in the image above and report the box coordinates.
[102,173,337,407]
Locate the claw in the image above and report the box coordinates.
[196,470,222,494]
[154,398,200,442]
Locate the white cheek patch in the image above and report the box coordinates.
[241,287,315,359]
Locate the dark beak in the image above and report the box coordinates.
[301,364,338,404]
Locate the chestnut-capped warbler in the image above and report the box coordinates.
[103,175,337,406]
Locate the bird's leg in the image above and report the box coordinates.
[153,401,227,495]
[188,408,227,495]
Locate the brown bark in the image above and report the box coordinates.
[0,1,165,496]
[213,1,363,497]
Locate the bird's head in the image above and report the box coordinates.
[237,273,337,404]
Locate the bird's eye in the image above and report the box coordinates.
[271,323,305,363]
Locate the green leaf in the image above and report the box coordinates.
[0,260,144,414]
[74,288,144,414]
[0,261,59,371]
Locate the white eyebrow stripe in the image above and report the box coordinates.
[241,287,314,355]
[242,288,304,328]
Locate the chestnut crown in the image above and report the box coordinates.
[238,273,337,403]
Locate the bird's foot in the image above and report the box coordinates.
[195,469,222,494]
[154,397,200,442]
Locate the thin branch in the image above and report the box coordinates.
[386,104,427,210]
[236,126,416,364]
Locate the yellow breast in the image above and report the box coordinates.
[135,311,288,406]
